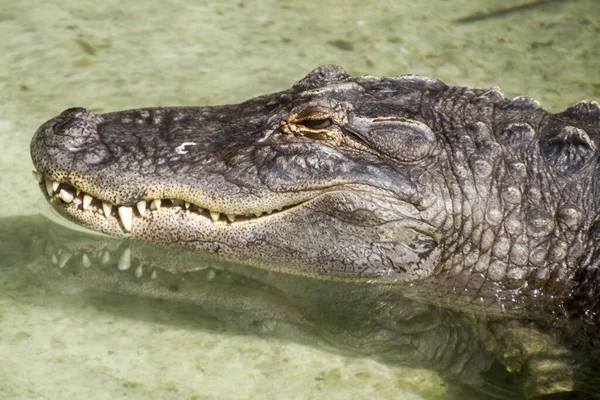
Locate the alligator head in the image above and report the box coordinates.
[30,65,600,307]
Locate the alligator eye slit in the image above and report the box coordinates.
[288,105,335,131]
[300,118,332,130]
[37,173,297,229]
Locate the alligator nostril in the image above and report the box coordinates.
[55,120,96,153]
[52,109,104,153]
[59,107,100,120]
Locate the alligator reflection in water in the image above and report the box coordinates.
[2,215,599,399]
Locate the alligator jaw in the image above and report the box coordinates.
[32,168,440,280]
[34,171,301,234]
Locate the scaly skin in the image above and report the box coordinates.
[30,65,600,315]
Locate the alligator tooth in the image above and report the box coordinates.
[102,202,113,217]
[206,270,216,281]
[226,214,236,222]
[82,253,92,268]
[152,199,162,210]
[185,202,191,209]
[52,181,60,192]
[254,212,262,217]
[118,206,133,231]
[134,264,143,278]
[51,254,58,265]
[150,269,157,279]
[101,251,111,265]
[58,252,72,268]
[32,171,43,183]
[117,247,131,271]
[45,179,54,197]
[210,211,220,222]
[137,201,147,216]
[82,194,93,210]
[76,189,81,196]
[266,210,272,214]
[59,189,74,203]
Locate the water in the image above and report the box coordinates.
[1,0,599,398]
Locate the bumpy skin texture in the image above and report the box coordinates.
[30,65,600,315]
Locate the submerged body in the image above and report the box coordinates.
[3,214,576,398]
[30,65,600,320]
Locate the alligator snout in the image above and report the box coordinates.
[31,107,111,180]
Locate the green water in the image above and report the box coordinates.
[1,0,598,399]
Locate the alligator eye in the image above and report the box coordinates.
[288,106,335,131]
[300,118,332,130]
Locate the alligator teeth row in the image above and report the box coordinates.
[50,245,220,284]
[35,172,286,232]
[51,246,158,279]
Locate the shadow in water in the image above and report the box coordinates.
[1,214,599,399]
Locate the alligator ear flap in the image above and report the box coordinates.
[293,65,352,91]
[542,126,597,174]
[347,117,437,163]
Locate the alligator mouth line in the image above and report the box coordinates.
[33,171,296,232]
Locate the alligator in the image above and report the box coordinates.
[29,65,600,396]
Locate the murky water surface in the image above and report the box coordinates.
[1,1,598,398]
